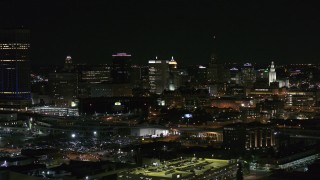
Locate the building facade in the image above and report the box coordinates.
[0,28,31,110]
[148,58,170,94]
[240,63,256,86]
[223,123,276,152]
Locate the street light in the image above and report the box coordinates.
[71,133,76,138]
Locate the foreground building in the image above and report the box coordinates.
[118,158,238,180]
[223,123,276,152]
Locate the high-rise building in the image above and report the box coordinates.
[269,61,277,85]
[77,64,112,98]
[77,64,111,84]
[207,53,219,83]
[148,58,170,94]
[240,63,256,86]
[229,67,240,84]
[186,65,207,87]
[63,55,74,72]
[168,57,179,91]
[0,28,31,110]
[206,37,227,84]
[111,53,132,84]
[131,65,149,89]
[48,56,78,107]
[148,57,180,94]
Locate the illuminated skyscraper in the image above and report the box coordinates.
[148,58,169,94]
[63,55,74,71]
[148,56,180,94]
[268,61,276,85]
[0,28,31,109]
[168,56,178,91]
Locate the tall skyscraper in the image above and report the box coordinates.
[111,53,132,84]
[206,47,227,83]
[207,53,219,83]
[63,55,74,72]
[0,28,31,110]
[168,57,179,91]
[240,63,256,86]
[268,61,277,85]
[77,63,112,98]
[229,67,240,84]
[148,58,170,94]
[148,56,180,94]
[48,56,78,107]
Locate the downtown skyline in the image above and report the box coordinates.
[2,1,320,179]
[1,0,320,66]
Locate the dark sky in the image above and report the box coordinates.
[1,0,320,67]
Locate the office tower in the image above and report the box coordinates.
[256,69,269,80]
[207,52,228,84]
[131,65,149,89]
[48,56,78,107]
[77,64,112,98]
[63,55,74,72]
[223,123,276,152]
[186,65,207,87]
[240,63,256,86]
[111,53,132,84]
[0,28,31,110]
[269,61,277,85]
[254,69,270,88]
[77,64,111,84]
[229,67,240,84]
[206,36,227,84]
[206,49,228,96]
[207,53,218,83]
[168,57,179,91]
[148,58,170,94]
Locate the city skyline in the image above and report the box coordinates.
[2,1,320,178]
[1,0,320,66]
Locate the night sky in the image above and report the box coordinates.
[1,0,320,67]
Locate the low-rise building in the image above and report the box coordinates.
[118,158,238,180]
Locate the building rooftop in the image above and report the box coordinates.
[120,158,231,179]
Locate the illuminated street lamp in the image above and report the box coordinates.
[71,133,76,138]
